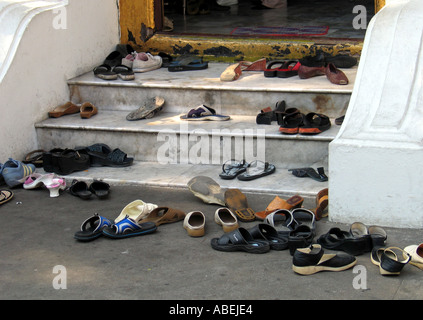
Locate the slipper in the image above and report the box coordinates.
[187,175,225,206]
[220,58,266,81]
[0,189,13,205]
[224,188,255,222]
[248,223,289,251]
[277,61,301,78]
[350,222,387,251]
[113,65,135,81]
[102,217,157,239]
[256,100,286,124]
[292,244,357,275]
[263,60,287,78]
[80,102,98,119]
[404,244,423,270]
[279,111,304,134]
[89,180,110,199]
[255,195,303,220]
[317,227,369,256]
[180,105,230,121]
[263,209,297,238]
[69,180,92,199]
[74,213,113,242]
[218,159,248,180]
[139,207,186,226]
[183,211,206,237]
[115,199,158,224]
[314,188,328,220]
[237,160,275,181]
[210,227,270,253]
[168,55,208,72]
[126,97,165,121]
[48,102,80,118]
[93,64,118,80]
[214,207,239,232]
[288,167,328,182]
[86,144,133,167]
[298,112,331,135]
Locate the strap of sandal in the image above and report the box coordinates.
[107,148,128,163]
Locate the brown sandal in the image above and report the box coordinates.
[139,207,186,226]
[255,195,304,220]
[48,101,80,118]
[224,189,256,222]
[314,188,328,220]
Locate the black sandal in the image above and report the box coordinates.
[219,159,248,180]
[82,143,133,167]
[288,167,328,182]
[69,180,92,200]
[89,180,110,199]
[210,227,270,253]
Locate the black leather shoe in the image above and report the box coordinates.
[317,227,369,256]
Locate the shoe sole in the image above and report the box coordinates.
[292,260,357,275]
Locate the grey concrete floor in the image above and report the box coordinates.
[0,183,422,304]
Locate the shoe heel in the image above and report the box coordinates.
[46,178,65,198]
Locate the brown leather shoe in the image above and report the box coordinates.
[298,65,325,79]
[325,63,349,85]
[48,101,80,118]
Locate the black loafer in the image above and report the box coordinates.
[317,227,368,256]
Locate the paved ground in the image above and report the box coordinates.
[0,182,422,305]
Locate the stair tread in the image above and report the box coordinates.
[55,161,328,198]
[36,110,340,141]
[69,62,357,94]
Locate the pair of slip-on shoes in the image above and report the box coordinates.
[48,101,98,119]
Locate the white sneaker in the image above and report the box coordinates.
[132,52,162,72]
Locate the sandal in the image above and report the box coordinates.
[113,64,135,81]
[115,199,158,223]
[255,195,303,220]
[278,111,304,134]
[89,180,110,199]
[224,188,256,222]
[298,112,331,135]
[102,217,157,239]
[317,227,369,256]
[69,180,92,199]
[23,149,45,168]
[139,207,186,226]
[263,60,287,78]
[218,159,248,180]
[350,222,387,251]
[264,209,297,238]
[276,61,301,78]
[85,144,133,167]
[220,58,266,81]
[292,244,357,275]
[371,247,411,275]
[80,102,98,119]
[126,97,165,121]
[187,175,225,206]
[237,160,275,181]
[210,227,270,253]
[248,223,289,251]
[168,55,208,72]
[48,101,80,118]
[314,188,328,220]
[53,149,91,175]
[74,213,113,241]
[0,189,13,205]
[288,167,328,182]
[180,105,230,121]
[214,207,239,232]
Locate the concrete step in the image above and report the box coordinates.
[68,62,355,117]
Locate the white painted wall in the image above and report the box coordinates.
[0,0,119,162]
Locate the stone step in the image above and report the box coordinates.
[35,111,339,169]
[68,62,355,118]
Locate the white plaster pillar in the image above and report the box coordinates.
[329,0,423,228]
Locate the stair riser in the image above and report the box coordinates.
[70,84,350,118]
[36,127,329,168]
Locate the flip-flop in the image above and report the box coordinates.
[126,97,165,121]
[180,105,230,121]
[187,176,225,206]
[168,55,208,72]
[218,159,248,180]
[0,189,13,205]
[102,218,157,239]
[210,227,270,253]
[74,213,113,242]
[139,207,186,226]
[237,160,275,181]
[224,188,256,222]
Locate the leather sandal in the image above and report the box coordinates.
[48,101,80,118]
[80,102,98,119]
[224,188,256,222]
[210,227,270,253]
[139,207,186,226]
[313,188,328,220]
[371,246,411,275]
[255,195,303,220]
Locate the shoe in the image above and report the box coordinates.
[278,111,304,134]
[325,63,349,85]
[48,101,80,118]
[298,65,326,79]
[69,180,92,200]
[313,188,328,220]
[82,143,133,167]
[54,149,91,175]
[80,102,98,119]
[350,222,387,252]
[317,227,369,256]
[89,180,110,199]
[93,51,123,80]
[22,149,45,168]
[74,213,114,242]
[371,246,411,275]
[292,244,357,275]
[224,188,256,222]
[298,112,331,135]
[236,160,275,181]
[126,97,165,121]
[1,158,35,188]
[187,176,225,206]
[139,207,186,226]
[133,52,162,72]
[214,207,239,232]
[180,105,230,121]
[219,159,248,180]
[183,211,206,237]
[288,167,328,182]
[263,209,298,238]
[220,58,266,81]
[23,172,66,197]
[404,244,423,270]
[115,200,158,224]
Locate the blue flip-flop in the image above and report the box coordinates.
[180,105,230,121]
[74,213,113,242]
[102,216,157,239]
